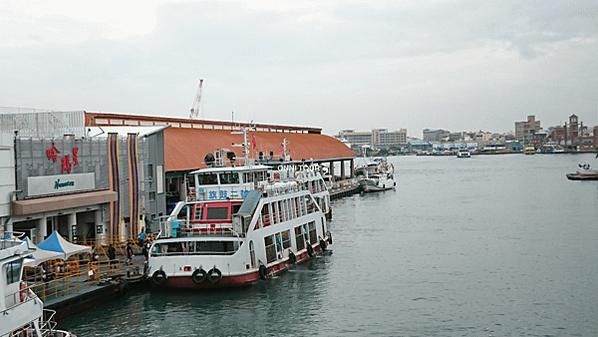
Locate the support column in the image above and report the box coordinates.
[350,159,355,178]
[329,161,335,182]
[68,213,76,242]
[35,218,46,244]
[340,160,346,180]
[95,209,108,246]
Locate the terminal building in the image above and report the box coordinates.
[0,110,354,245]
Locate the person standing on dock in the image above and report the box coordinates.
[138,227,146,248]
[107,244,116,268]
[125,242,134,265]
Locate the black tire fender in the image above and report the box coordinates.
[326,231,333,245]
[259,265,268,280]
[307,244,314,257]
[289,252,297,264]
[319,238,327,251]
[152,270,167,286]
[191,268,208,284]
[207,267,222,283]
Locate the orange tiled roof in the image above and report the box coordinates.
[83,112,355,172]
[164,127,355,172]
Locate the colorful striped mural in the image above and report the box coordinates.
[127,134,141,238]
[107,133,121,244]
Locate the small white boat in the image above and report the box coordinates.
[456,149,471,158]
[1,234,76,337]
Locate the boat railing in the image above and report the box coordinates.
[160,219,238,238]
[0,231,26,249]
[2,283,40,312]
[40,309,59,336]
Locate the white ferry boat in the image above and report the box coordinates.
[147,181,332,289]
[1,234,75,337]
[184,127,332,220]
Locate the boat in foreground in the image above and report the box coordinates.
[566,163,598,180]
[147,180,332,289]
[1,234,75,337]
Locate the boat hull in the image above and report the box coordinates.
[359,177,396,193]
[566,173,598,180]
[149,247,322,290]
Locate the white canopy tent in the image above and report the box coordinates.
[36,231,92,260]
[22,236,64,267]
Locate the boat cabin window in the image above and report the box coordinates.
[206,207,229,220]
[197,173,218,185]
[281,230,291,249]
[153,240,241,255]
[5,260,23,285]
[295,226,305,250]
[176,205,189,221]
[308,221,317,245]
[219,172,240,184]
[264,235,276,263]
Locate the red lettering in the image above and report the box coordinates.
[46,142,61,162]
[61,154,72,173]
[72,147,79,166]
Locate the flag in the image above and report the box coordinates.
[252,133,256,150]
[279,143,284,152]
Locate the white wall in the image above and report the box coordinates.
[0,132,15,217]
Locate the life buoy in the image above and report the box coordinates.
[326,231,333,245]
[207,267,222,283]
[320,239,327,251]
[20,282,29,302]
[12,327,30,337]
[259,265,268,280]
[191,268,208,284]
[152,270,167,286]
[307,244,314,257]
[288,251,297,264]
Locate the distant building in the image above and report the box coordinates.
[515,115,541,142]
[372,128,407,150]
[551,114,598,151]
[423,129,450,142]
[337,128,407,151]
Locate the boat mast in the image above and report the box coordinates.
[232,122,255,165]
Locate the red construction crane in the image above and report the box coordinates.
[189,79,204,119]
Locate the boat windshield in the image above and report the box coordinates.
[197,173,218,185]
[152,240,242,256]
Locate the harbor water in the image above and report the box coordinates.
[60,153,598,336]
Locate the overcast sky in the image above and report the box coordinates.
[2,0,597,138]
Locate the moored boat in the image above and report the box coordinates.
[147,180,332,289]
[566,163,598,180]
[357,157,396,193]
[1,234,76,337]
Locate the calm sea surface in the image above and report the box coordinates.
[60,153,598,336]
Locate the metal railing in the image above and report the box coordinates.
[27,259,122,304]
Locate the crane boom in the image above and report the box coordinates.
[189,79,204,119]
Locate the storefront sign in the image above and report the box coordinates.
[27,173,96,197]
